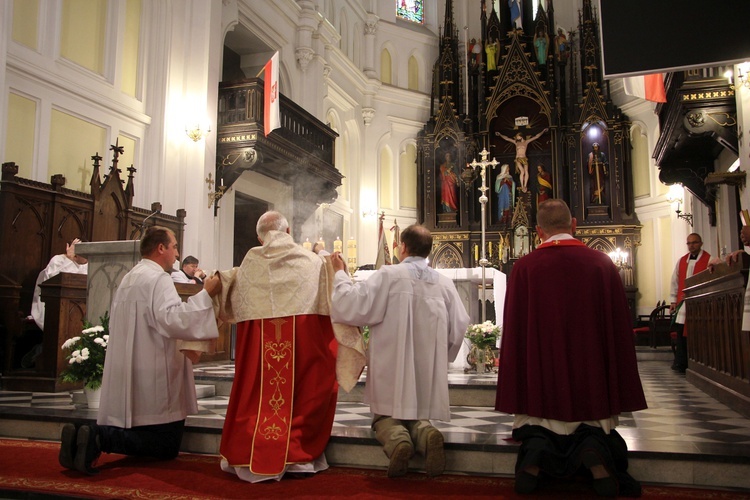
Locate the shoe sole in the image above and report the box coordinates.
[425,429,445,477]
[74,425,99,475]
[581,449,618,497]
[387,442,412,478]
[58,423,76,469]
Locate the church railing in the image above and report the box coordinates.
[683,254,750,417]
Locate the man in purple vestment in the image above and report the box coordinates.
[495,199,646,497]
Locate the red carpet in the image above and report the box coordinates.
[0,439,746,499]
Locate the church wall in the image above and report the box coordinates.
[4,93,35,178]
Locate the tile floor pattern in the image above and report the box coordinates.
[2,361,750,459]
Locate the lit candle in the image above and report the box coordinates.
[317,236,325,251]
[303,238,312,251]
[334,236,343,253]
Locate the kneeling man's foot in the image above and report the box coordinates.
[74,424,102,475]
[387,441,413,478]
[58,423,77,470]
[424,428,445,477]
[515,465,539,494]
[581,449,617,497]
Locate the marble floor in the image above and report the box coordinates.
[190,359,750,457]
[2,357,750,490]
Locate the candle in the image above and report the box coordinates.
[303,238,312,251]
[474,243,479,262]
[317,236,325,251]
[334,236,343,253]
[347,237,357,275]
[488,242,493,258]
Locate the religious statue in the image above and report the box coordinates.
[485,37,500,71]
[555,28,570,63]
[496,128,549,193]
[439,151,459,213]
[469,38,482,67]
[533,26,549,65]
[588,142,608,204]
[494,164,515,224]
[536,164,552,208]
[509,0,522,30]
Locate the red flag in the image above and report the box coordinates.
[623,73,666,103]
[263,52,280,136]
[375,212,391,269]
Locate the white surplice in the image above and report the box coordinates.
[331,257,470,421]
[97,259,219,428]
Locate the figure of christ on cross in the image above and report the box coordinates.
[496,128,548,193]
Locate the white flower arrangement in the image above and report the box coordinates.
[465,321,501,350]
[60,314,109,390]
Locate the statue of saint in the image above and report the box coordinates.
[495,164,515,224]
[588,142,608,204]
[439,151,459,213]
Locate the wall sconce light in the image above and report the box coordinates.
[666,184,693,226]
[186,123,211,142]
[206,172,228,212]
[736,63,750,89]
[362,208,377,219]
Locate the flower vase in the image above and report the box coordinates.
[84,386,102,409]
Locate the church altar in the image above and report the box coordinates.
[351,267,505,371]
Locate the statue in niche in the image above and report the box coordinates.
[588,142,609,204]
[438,151,459,213]
[555,28,570,63]
[486,36,500,71]
[509,0,523,30]
[533,25,549,65]
[536,164,552,208]
[495,164,515,224]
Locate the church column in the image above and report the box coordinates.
[363,14,378,78]
[296,0,317,73]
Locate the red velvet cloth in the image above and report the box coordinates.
[220,315,338,474]
[495,239,647,422]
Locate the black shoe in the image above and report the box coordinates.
[74,424,101,475]
[58,423,77,470]
[581,449,617,497]
[515,469,539,494]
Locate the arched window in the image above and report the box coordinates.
[408,55,419,91]
[380,49,392,84]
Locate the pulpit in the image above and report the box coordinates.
[683,254,750,417]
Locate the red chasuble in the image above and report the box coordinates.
[495,239,647,422]
[220,315,338,475]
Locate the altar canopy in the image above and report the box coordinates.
[353,267,505,371]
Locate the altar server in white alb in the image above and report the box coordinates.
[330,224,470,478]
[59,225,221,474]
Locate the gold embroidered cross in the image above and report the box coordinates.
[270,318,287,342]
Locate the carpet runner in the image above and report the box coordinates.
[0,439,747,499]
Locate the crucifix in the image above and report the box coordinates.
[465,149,499,323]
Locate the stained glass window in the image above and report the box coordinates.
[396,0,423,24]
